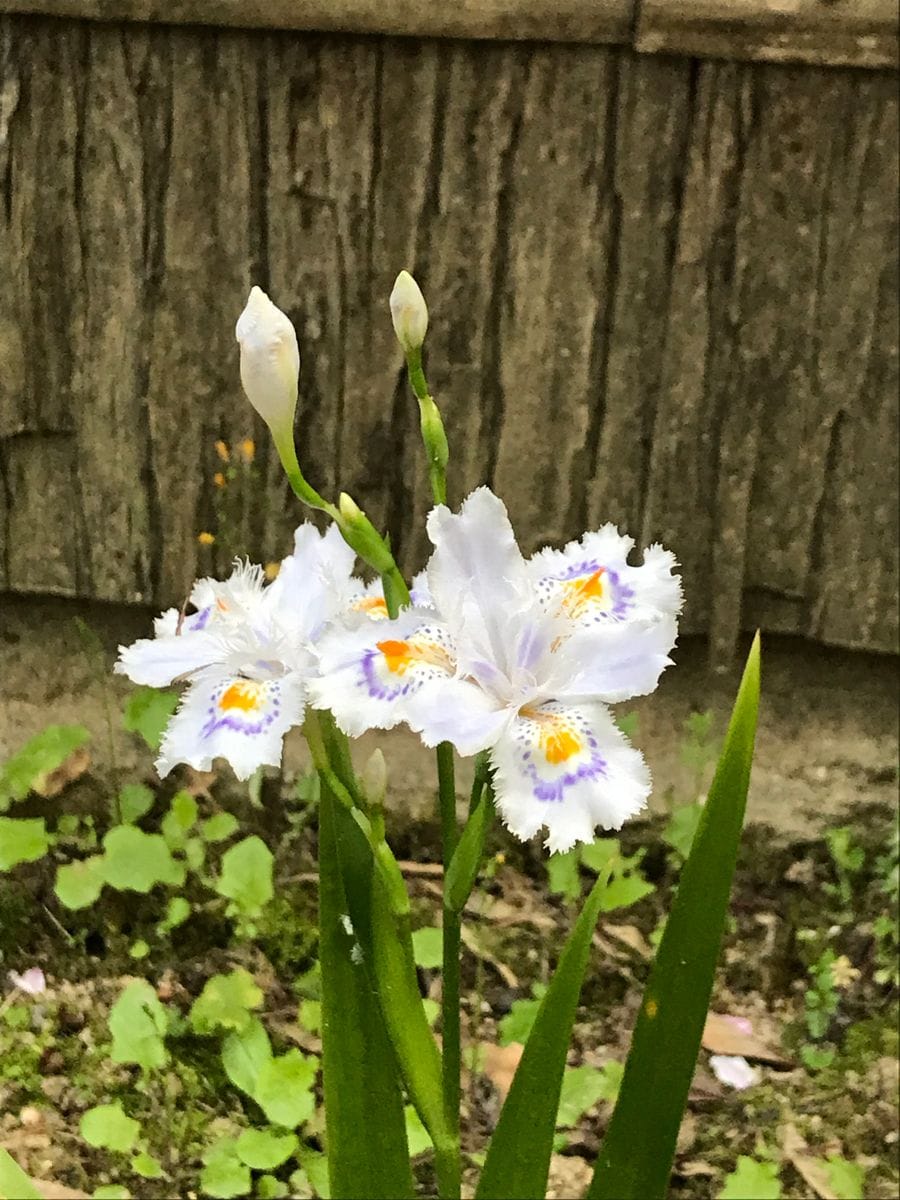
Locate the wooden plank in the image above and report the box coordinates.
[638,0,898,71]
[0,1,636,45]
[1,0,898,68]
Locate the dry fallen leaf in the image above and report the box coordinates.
[32,746,90,798]
[603,923,653,958]
[480,896,557,932]
[702,1012,791,1065]
[477,1040,524,1100]
[460,926,519,988]
[781,1123,839,1200]
[677,1160,717,1178]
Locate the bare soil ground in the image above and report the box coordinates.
[0,593,897,1199]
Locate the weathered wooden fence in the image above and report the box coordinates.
[0,1,897,662]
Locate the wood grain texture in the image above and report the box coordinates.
[0,14,897,657]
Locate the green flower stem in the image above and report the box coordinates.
[437,741,461,1186]
[273,428,340,519]
[273,428,411,613]
[381,563,411,618]
[469,750,492,816]
[403,346,460,1193]
[305,712,410,920]
[406,347,449,507]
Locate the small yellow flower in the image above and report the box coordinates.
[197,531,216,546]
[238,438,256,464]
[214,439,230,463]
[264,561,281,581]
[494,852,506,866]
[831,955,860,989]
[213,471,226,488]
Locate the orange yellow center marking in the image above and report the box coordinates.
[219,681,263,711]
[376,638,454,676]
[542,726,581,764]
[560,568,606,617]
[520,706,583,765]
[377,639,413,674]
[353,595,388,617]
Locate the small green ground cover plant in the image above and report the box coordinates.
[0,271,894,1200]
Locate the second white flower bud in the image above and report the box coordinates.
[235,286,300,440]
[389,270,428,354]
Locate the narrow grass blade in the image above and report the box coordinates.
[319,784,414,1199]
[588,633,761,1200]
[476,870,610,1200]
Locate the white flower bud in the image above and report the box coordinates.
[389,270,428,354]
[235,287,299,438]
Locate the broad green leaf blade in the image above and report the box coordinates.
[445,790,494,914]
[589,634,761,1200]
[319,783,414,1199]
[476,870,610,1200]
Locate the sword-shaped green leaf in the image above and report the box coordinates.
[588,633,761,1200]
[476,869,611,1199]
[319,783,414,1199]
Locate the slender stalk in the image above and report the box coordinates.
[404,344,462,1193]
[406,347,449,507]
[437,741,461,1190]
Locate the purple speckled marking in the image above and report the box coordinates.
[518,707,609,803]
[358,632,456,702]
[201,681,281,740]
[360,648,412,702]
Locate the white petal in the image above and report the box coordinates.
[409,570,433,609]
[115,629,226,687]
[156,669,306,780]
[490,700,650,853]
[309,610,459,738]
[529,527,682,629]
[406,677,512,756]
[425,487,533,675]
[153,608,180,637]
[264,523,357,641]
[551,616,678,703]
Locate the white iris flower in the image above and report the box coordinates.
[310,488,681,852]
[116,525,358,780]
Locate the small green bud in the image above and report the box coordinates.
[360,749,387,808]
[336,493,395,575]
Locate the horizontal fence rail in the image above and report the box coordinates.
[0,0,897,67]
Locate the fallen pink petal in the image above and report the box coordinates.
[709,1054,760,1091]
[8,967,46,996]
